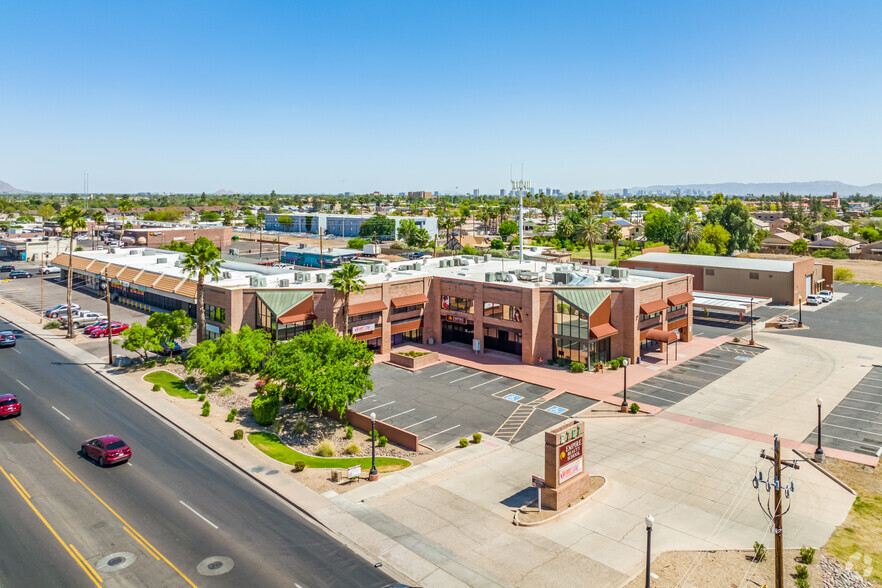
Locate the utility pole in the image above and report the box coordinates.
[259,225,263,258]
[104,269,113,366]
[755,434,799,588]
[40,252,46,324]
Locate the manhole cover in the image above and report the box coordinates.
[96,552,137,572]
[197,556,234,576]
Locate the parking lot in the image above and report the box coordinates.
[804,365,882,458]
[692,304,787,340]
[613,343,766,409]
[361,362,595,449]
[777,282,882,347]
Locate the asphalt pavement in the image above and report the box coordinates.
[0,318,394,588]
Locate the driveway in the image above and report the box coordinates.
[805,365,882,458]
[773,282,882,346]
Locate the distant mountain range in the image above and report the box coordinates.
[620,180,882,197]
[0,180,27,194]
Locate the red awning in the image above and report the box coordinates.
[390,293,429,308]
[277,313,316,325]
[667,292,695,306]
[391,319,423,334]
[639,299,668,315]
[645,328,679,343]
[589,323,618,339]
[348,300,388,316]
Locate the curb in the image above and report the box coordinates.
[792,449,857,496]
[512,476,607,527]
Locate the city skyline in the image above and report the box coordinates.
[2,1,881,194]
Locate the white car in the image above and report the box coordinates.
[45,304,80,318]
[818,290,833,302]
[60,311,107,328]
[41,266,61,275]
[805,294,822,306]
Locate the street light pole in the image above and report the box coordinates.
[645,514,654,588]
[798,295,803,328]
[369,412,379,481]
[40,252,46,324]
[621,358,630,413]
[749,297,755,346]
[814,397,825,462]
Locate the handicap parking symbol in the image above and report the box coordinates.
[503,394,524,402]
[735,356,750,362]
[545,406,567,415]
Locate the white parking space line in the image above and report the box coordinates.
[179,501,219,529]
[817,433,882,453]
[51,406,70,421]
[402,416,437,430]
[625,390,675,405]
[470,376,503,390]
[430,367,463,378]
[15,379,30,391]
[420,425,460,441]
[385,408,416,420]
[12,348,21,354]
[651,376,701,389]
[491,382,524,397]
[825,413,882,426]
[369,401,395,411]
[634,381,691,396]
[848,390,882,398]
[676,364,728,376]
[822,422,881,434]
[354,394,375,403]
[450,372,482,383]
[833,405,882,416]
[696,355,743,365]
[842,398,882,407]
[855,383,882,390]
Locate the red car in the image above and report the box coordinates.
[0,394,21,418]
[89,322,130,338]
[81,435,132,466]
[83,320,109,335]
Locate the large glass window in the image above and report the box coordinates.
[255,297,313,341]
[391,304,423,315]
[204,304,226,324]
[554,300,589,339]
[483,302,523,322]
[440,295,473,313]
[552,294,612,365]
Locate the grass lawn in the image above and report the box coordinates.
[823,458,882,585]
[143,370,197,399]
[248,432,410,472]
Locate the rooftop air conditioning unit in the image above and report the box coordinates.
[174,260,183,267]
[228,248,240,255]
[294,272,304,282]
[156,258,167,264]
[302,273,311,282]
[553,271,573,285]
[610,268,630,280]
[601,265,613,275]
[485,272,495,282]
[111,248,119,254]
[299,243,307,249]
[221,271,232,280]
[413,262,422,270]
[129,250,139,255]
[316,273,326,283]
[250,276,267,287]
[484,254,492,262]
[278,279,290,288]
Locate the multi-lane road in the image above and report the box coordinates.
[0,315,396,587]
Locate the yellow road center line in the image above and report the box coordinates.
[123,525,160,560]
[9,474,31,499]
[11,419,23,431]
[15,422,198,587]
[53,459,78,483]
[0,464,101,588]
[69,543,103,584]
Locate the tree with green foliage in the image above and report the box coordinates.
[251,393,280,426]
[222,209,235,226]
[498,219,518,240]
[347,237,368,249]
[146,310,193,348]
[261,323,374,417]
[37,204,55,219]
[185,325,272,382]
[573,216,605,265]
[200,210,221,223]
[358,214,396,239]
[701,223,731,255]
[57,205,88,338]
[643,208,682,247]
[672,197,694,215]
[410,227,430,247]
[705,199,754,253]
[678,218,703,253]
[181,236,222,343]
[245,215,259,227]
[277,214,293,226]
[329,263,365,335]
[606,224,623,259]
[710,193,725,206]
[438,215,456,244]
[691,241,717,256]
[790,238,809,255]
[121,323,161,361]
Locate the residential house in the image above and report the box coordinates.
[762,231,803,251]
[808,235,861,253]
[445,235,493,251]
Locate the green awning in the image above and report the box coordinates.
[553,288,610,317]
[257,290,312,318]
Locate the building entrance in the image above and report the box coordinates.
[483,326,522,355]
[442,317,474,344]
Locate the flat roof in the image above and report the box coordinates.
[627,252,796,273]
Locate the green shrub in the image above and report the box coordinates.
[251,394,280,426]
[799,546,815,564]
[293,419,309,435]
[459,438,469,448]
[144,359,156,368]
[472,433,482,444]
[151,383,161,392]
[293,461,306,472]
[198,394,206,402]
[795,564,808,580]
[344,444,360,455]
[378,436,387,448]
[226,409,237,422]
[202,400,210,409]
[795,578,809,588]
[834,267,854,282]
[219,385,235,397]
[233,429,244,440]
[345,425,354,439]
[201,404,210,417]
[570,361,585,373]
[185,376,197,386]
[315,439,335,457]
[607,259,620,267]
[753,541,766,562]
[733,337,741,343]
[399,350,429,357]
[197,381,212,396]
[629,403,640,414]
[43,320,62,330]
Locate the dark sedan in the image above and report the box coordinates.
[0,265,14,272]
[8,270,32,279]
[82,435,132,467]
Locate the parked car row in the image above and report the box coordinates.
[806,290,834,305]
[60,310,108,329]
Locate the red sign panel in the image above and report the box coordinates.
[532,475,546,488]
[559,437,583,468]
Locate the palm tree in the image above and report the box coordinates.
[678,218,703,253]
[438,215,456,245]
[606,224,623,259]
[181,236,222,343]
[329,263,366,335]
[117,199,133,213]
[90,210,105,249]
[573,217,605,266]
[57,206,88,338]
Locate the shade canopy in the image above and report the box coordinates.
[639,299,668,315]
[644,328,679,343]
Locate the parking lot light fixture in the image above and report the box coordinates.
[621,358,630,413]
[749,297,755,346]
[644,514,654,588]
[798,295,803,327]
[369,412,379,481]
[814,397,825,462]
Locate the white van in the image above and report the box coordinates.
[805,294,822,306]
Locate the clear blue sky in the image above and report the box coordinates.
[2,1,880,194]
